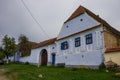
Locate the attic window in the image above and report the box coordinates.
[80,19,83,21]
[66,25,69,28]
[52,47,55,49]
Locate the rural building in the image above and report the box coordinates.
[19,6,120,68]
[105,47,120,65]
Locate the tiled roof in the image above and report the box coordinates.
[65,6,85,23]
[105,47,120,53]
[64,5,120,36]
[29,41,38,49]
[33,38,56,49]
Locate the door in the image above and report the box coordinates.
[52,53,56,65]
[41,49,47,66]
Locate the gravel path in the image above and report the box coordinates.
[0,69,9,80]
[0,75,9,80]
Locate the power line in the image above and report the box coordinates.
[20,0,49,38]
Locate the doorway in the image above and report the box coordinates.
[51,53,56,65]
[41,49,48,66]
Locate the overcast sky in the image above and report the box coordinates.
[0,0,120,44]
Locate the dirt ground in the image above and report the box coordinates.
[0,69,9,80]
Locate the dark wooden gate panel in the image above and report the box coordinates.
[41,49,47,66]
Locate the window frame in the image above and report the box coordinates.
[86,33,93,45]
[61,41,69,50]
[75,37,81,47]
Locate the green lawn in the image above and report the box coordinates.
[0,63,120,80]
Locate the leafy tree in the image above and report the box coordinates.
[0,47,5,60]
[2,35,17,62]
[18,34,31,57]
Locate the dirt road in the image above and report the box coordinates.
[0,69,9,80]
[0,75,9,80]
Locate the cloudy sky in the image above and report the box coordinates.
[0,0,120,44]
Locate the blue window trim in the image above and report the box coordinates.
[75,37,81,47]
[61,41,69,50]
[86,33,93,44]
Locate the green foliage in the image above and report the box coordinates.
[18,34,31,57]
[71,68,78,71]
[0,63,120,80]
[25,62,29,65]
[106,63,119,72]
[106,60,120,72]
[0,48,5,59]
[99,62,106,70]
[2,35,17,59]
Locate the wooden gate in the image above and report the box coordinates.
[41,49,47,66]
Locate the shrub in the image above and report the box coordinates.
[56,63,65,67]
[25,62,29,65]
[106,60,119,72]
[71,68,78,71]
[99,62,106,70]
[106,64,119,72]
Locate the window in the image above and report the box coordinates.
[52,47,55,49]
[61,41,69,50]
[86,33,93,44]
[80,19,83,21]
[66,25,69,28]
[75,37,81,47]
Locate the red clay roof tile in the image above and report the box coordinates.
[33,38,56,49]
[105,46,120,53]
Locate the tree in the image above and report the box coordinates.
[18,34,31,57]
[0,47,5,60]
[2,35,17,62]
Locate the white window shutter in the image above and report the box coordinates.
[96,31,103,49]
[81,35,86,52]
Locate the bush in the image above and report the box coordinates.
[106,60,119,72]
[0,52,5,60]
[71,68,78,71]
[25,62,29,65]
[99,62,106,70]
[106,64,119,72]
[56,63,65,67]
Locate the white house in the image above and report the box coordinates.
[19,6,120,68]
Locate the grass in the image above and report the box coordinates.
[0,63,120,80]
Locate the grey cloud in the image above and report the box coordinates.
[0,0,120,44]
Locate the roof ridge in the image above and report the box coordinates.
[105,46,120,53]
[65,5,85,23]
[33,37,56,49]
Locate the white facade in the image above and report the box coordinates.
[56,26,104,66]
[20,44,56,65]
